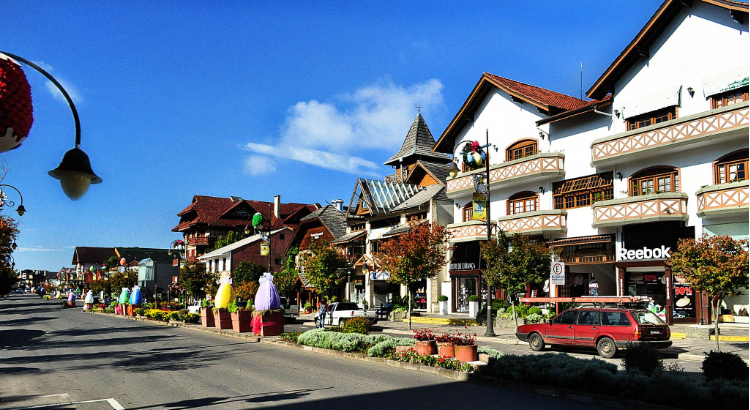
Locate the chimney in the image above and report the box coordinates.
[332,199,344,211]
[273,195,280,218]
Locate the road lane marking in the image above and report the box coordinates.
[9,397,125,410]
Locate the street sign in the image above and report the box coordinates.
[550,261,565,286]
[260,241,269,256]
[472,192,487,221]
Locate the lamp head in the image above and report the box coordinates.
[48,147,102,200]
[448,161,460,179]
[16,204,25,216]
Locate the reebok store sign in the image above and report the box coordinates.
[618,246,671,260]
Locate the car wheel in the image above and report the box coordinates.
[597,337,617,358]
[529,333,544,351]
[338,319,346,327]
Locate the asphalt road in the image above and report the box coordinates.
[1,295,610,410]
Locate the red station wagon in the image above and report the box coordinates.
[515,307,672,358]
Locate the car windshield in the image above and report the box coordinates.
[632,310,665,325]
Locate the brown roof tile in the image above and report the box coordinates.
[484,73,587,111]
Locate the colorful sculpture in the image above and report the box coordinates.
[214,281,235,309]
[129,286,143,305]
[0,55,33,153]
[118,288,130,304]
[254,272,280,310]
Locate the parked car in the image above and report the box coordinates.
[315,302,377,327]
[187,300,202,314]
[515,307,672,358]
[279,297,298,323]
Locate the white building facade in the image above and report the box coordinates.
[435,0,748,323]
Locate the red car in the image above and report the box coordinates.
[515,307,672,358]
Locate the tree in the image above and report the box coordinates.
[303,240,346,302]
[235,281,259,300]
[377,222,449,329]
[105,256,119,271]
[481,231,551,330]
[213,230,242,251]
[275,246,299,301]
[108,270,137,294]
[178,262,216,300]
[0,214,19,296]
[667,234,749,352]
[89,278,113,296]
[233,261,265,285]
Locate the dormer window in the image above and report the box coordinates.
[506,139,538,161]
[235,209,248,217]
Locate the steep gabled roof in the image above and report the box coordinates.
[72,247,117,265]
[384,113,451,166]
[406,160,451,186]
[536,95,613,126]
[587,0,748,99]
[172,195,315,232]
[198,228,289,260]
[434,73,586,153]
[299,205,348,240]
[361,179,423,215]
[115,247,174,264]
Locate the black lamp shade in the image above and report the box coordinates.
[48,147,102,184]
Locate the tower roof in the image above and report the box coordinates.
[384,113,451,166]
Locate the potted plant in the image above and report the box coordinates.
[468,295,480,317]
[412,328,437,355]
[453,331,478,362]
[229,300,253,333]
[200,299,215,327]
[213,307,232,329]
[435,332,456,358]
[438,295,449,315]
[251,308,285,336]
[303,302,313,314]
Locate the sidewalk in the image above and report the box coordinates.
[297,313,749,363]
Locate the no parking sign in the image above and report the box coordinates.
[550,261,565,286]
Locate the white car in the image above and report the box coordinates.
[187,300,202,314]
[315,302,377,327]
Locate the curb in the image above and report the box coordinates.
[261,339,679,410]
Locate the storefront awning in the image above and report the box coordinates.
[547,235,613,247]
[703,67,749,97]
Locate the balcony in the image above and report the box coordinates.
[185,237,208,246]
[591,102,748,166]
[446,152,564,197]
[696,180,749,218]
[446,220,496,243]
[497,210,567,236]
[592,192,689,228]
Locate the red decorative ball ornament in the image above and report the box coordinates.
[470,141,480,152]
[0,55,33,153]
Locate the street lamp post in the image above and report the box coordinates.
[448,130,495,337]
[0,184,26,216]
[0,51,102,200]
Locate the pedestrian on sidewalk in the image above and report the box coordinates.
[318,301,328,328]
[589,278,599,296]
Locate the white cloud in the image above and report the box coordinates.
[31,60,83,104]
[243,78,445,175]
[243,155,277,176]
[16,246,66,252]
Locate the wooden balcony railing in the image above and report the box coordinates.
[591,102,748,165]
[497,210,567,235]
[186,237,208,246]
[696,180,749,218]
[592,193,689,228]
[446,152,564,197]
[446,220,496,243]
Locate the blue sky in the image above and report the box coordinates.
[3,1,664,271]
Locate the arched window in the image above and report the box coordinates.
[629,166,679,196]
[507,191,538,215]
[462,202,473,222]
[506,139,538,161]
[715,149,748,184]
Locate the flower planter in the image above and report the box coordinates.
[719,314,735,323]
[436,341,455,358]
[128,304,141,317]
[454,344,478,362]
[395,345,413,354]
[439,301,449,315]
[66,301,76,308]
[231,310,252,333]
[468,301,479,317]
[733,316,750,324]
[83,303,93,311]
[415,340,437,356]
[201,307,215,327]
[213,309,232,330]
[251,311,285,336]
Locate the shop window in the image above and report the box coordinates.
[629,166,679,196]
[626,106,677,131]
[710,87,748,109]
[505,139,538,161]
[553,172,613,210]
[714,149,748,184]
[462,203,473,222]
[507,191,538,215]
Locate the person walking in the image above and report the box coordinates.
[317,300,328,328]
[589,278,599,296]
